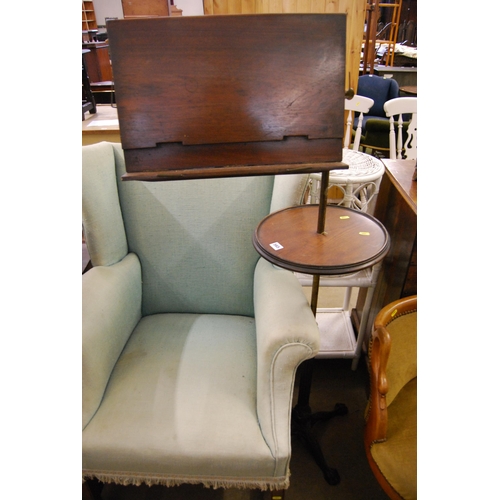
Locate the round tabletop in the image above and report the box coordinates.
[253,205,390,275]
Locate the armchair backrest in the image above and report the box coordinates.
[374,295,417,407]
[83,142,303,318]
[357,74,399,118]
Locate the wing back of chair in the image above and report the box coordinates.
[82,142,128,268]
[83,142,277,318]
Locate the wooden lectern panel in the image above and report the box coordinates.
[107,14,347,180]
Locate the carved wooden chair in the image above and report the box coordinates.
[384,97,417,160]
[344,95,375,151]
[365,295,417,500]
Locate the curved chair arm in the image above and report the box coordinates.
[364,325,391,445]
[253,258,320,474]
[374,295,418,331]
[82,253,142,430]
[365,295,417,446]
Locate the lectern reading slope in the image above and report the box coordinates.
[107,14,347,180]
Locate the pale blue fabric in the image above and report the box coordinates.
[82,253,142,429]
[112,144,274,317]
[83,313,276,479]
[82,142,128,267]
[82,142,320,490]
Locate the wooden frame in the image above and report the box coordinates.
[364,295,417,500]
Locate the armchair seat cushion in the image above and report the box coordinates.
[360,118,410,152]
[370,377,417,500]
[82,313,282,488]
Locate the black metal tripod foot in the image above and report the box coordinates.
[291,402,348,485]
[309,402,348,425]
[323,466,341,486]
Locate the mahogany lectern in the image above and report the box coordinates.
[106,13,351,487]
[106,14,347,180]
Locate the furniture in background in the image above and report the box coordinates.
[304,96,377,208]
[365,295,417,500]
[305,92,377,208]
[400,85,417,96]
[82,105,120,145]
[82,49,96,120]
[203,0,368,107]
[363,0,402,71]
[359,95,416,159]
[82,3,114,106]
[298,148,386,376]
[384,97,417,159]
[82,1,97,31]
[306,148,384,213]
[82,42,113,84]
[121,0,183,17]
[353,158,416,340]
[344,95,375,150]
[356,74,400,133]
[374,65,417,88]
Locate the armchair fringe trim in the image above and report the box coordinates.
[82,470,290,491]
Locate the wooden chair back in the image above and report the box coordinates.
[344,95,374,150]
[384,97,417,160]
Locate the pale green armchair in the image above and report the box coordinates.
[82,142,320,495]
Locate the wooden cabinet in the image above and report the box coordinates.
[82,1,97,31]
[82,42,113,83]
[353,159,417,334]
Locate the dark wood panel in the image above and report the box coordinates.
[107,14,347,179]
[82,42,113,83]
[353,159,417,333]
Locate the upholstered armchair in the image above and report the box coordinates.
[355,75,401,156]
[356,74,400,133]
[82,142,320,495]
[364,295,417,500]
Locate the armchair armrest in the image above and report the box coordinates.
[82,253,142,429]
[253,258,320,474]
[365,295,417,446]
[364,325,391,445]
